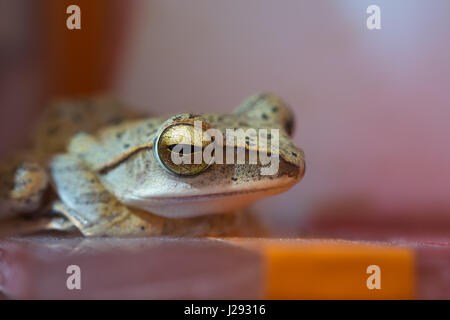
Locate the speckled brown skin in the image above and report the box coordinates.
[0,160,48,218]
[0,96,141,219]
[0,93,305,237]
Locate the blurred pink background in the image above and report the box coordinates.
[1,0,450,235]
[114,0,450,232]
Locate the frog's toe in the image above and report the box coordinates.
[0,161,49,218]
[0,212,76,237]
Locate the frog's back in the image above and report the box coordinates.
[32,96,145,162]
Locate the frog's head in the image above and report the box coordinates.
[97,93,305,218]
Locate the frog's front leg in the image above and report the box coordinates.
[50,154,245,237]
[0,160,49,219]
[50,154,152,236]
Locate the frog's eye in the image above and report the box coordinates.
[154,123,213,176]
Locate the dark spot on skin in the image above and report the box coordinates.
[108,117,123,125]
[262,113,268,120]
[272,106,278,112]
[231,177,238,181]
[292,152,297,157]
[285,118,294,136]
[89,179,95,184]
[50,108,63,118]
[116,132,123,139]
[123,144,130,149]
[140,226,145,231]
[72,113,83,122]
[81,99,93,109]
[47,126,60,135]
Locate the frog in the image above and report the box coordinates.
[0,93,305,237]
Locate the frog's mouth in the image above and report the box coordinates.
[121,177,298,219]
[144,184,292,201]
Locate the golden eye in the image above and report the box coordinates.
[154,123,213,176]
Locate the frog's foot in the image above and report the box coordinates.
[0,213,75,237]
[0,161,49,219]
[50,154,252,237]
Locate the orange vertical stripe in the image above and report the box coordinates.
[44,0,126,96]
[221,238,415,299]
